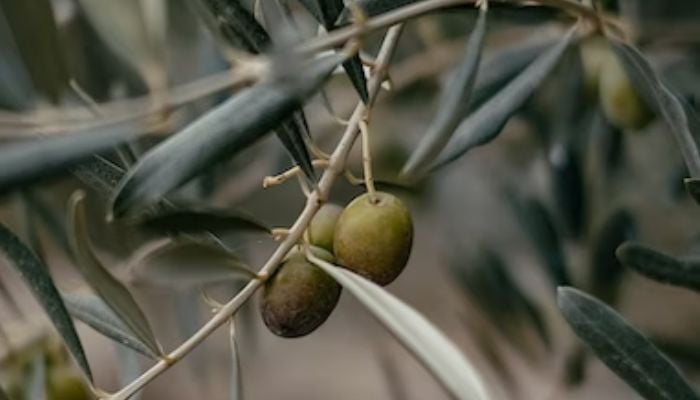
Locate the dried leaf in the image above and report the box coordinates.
[128,239,254,288]
[111,53,346,216]
[0,123,140,195]
[137,206,270,235]
[68,191,162,357]
[63,292,158,359]
[431,26,577,170]
[612,42,700,178]
[307,252,490,400]
[558,287,700,400]
[616,242,700,293]
[0,222,92,381]
[402,8,487,176]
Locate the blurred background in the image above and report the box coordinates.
[1,0,700,399]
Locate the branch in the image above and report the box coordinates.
[106,24,406,400]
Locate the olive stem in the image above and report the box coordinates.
[263,160,330,188]
[105,24,405,400]
[359,118,379,203]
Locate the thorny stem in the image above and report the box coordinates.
[106,24,405,400]
[359,118,378,203]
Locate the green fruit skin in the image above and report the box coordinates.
[48,368,90,400]
[333,192,413,286]
[307,203,343,253]
[580,36,610,101]
[261,248,341,338]
[599,49,654,130]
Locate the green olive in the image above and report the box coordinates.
[260,248,341,338]
[307,203,343,253]
[47,367,90,400]
[599,48,653,130]
[580,36,609,101]
[333,192,413,286]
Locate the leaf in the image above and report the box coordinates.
[128,239,255,288]
[589,209,637,304]
[111,53,346,216]
[616,242,700,293]
[431,26,577,170]
[229,321,243,400]
[137,206,270,235]
[68,191,162,357]
[63,292,158,359]
[548,140,585,238]
[72,156,127,200]
[0,123,140,195]
[77,0,165,87]
[611,42,700,178]
[0,222,92,381]
[684,178,700,206]
[0,7,35,110]
[342,56,370,104]
[27,352,46,400]
[0,0,69,103]
[197,0,316,180]
[402,7,487,176]
[508,192,570,288]
[115,343,143,400]
[557,287,700,400]
[307,251,490,400]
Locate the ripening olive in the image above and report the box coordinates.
[333,192,413,286]
[47,367,90,400]
[260,248,341,338]
[307,203,343,253]
[599,47,653,130]
[580,36,609,101]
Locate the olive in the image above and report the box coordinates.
[307,203,343,253]
[333,192,413,286]
[260,248,341,338]
[580,36,609,101]
[47,367,90,400]
[599,47,653,130]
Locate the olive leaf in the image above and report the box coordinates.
[402,7,487,176]
[558,287,700,400]
[508,192,570,288]
[77,0,166,87]
[431,26,577,170]
[63,292,158,359]
[0,122,141,195]
[0,222,92,382]
[127,239,255,288]
[451,246,549,353]
[337,0,417,23]
[137,206,270,235]
[589,209,636,304]
[22,190,73,261]
[72,155,126,200]
[611,42,700,178]
[111,52,346,216]
[68,191,162,357]
[116,343,143,400]
[27,353,46,400]
[197,0,315,180]
[307,252,491,400]
[0,7,35,110]
[549,140,585,237]
[684,178,700,206]
[616,242,700,293]
[0,0,69,103]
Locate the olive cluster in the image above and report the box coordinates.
[581,35,654,130]
[260,192,414,338]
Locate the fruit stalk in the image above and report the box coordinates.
[107,24,405,400]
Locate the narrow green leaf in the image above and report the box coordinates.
[197,0,316,180]
[63,292,158,359]
[589,209,636,304]
[0,123,139,195]
[72,156,126,199]
[0,7,35,110]
[402,7,487,176]
[68,191,162,357]
[0,0,69,103]
[137,206,270,235]
[508,193,570,288]
[0,222,92,381]
[611,42,700,178]
[431,26,577,170]
[684,177,700,206]
[128,239,255,288]
[616,242,700,293]
[549,140,585,238]
[558,287,700,400]
[307,251,490,400]
[111,53,346,216]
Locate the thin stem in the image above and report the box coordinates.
[263,160,330,188]
[359,118,378,203]
[106,24,405,400]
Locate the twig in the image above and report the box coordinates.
[106,24,405,400]
[359,118,378,203]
